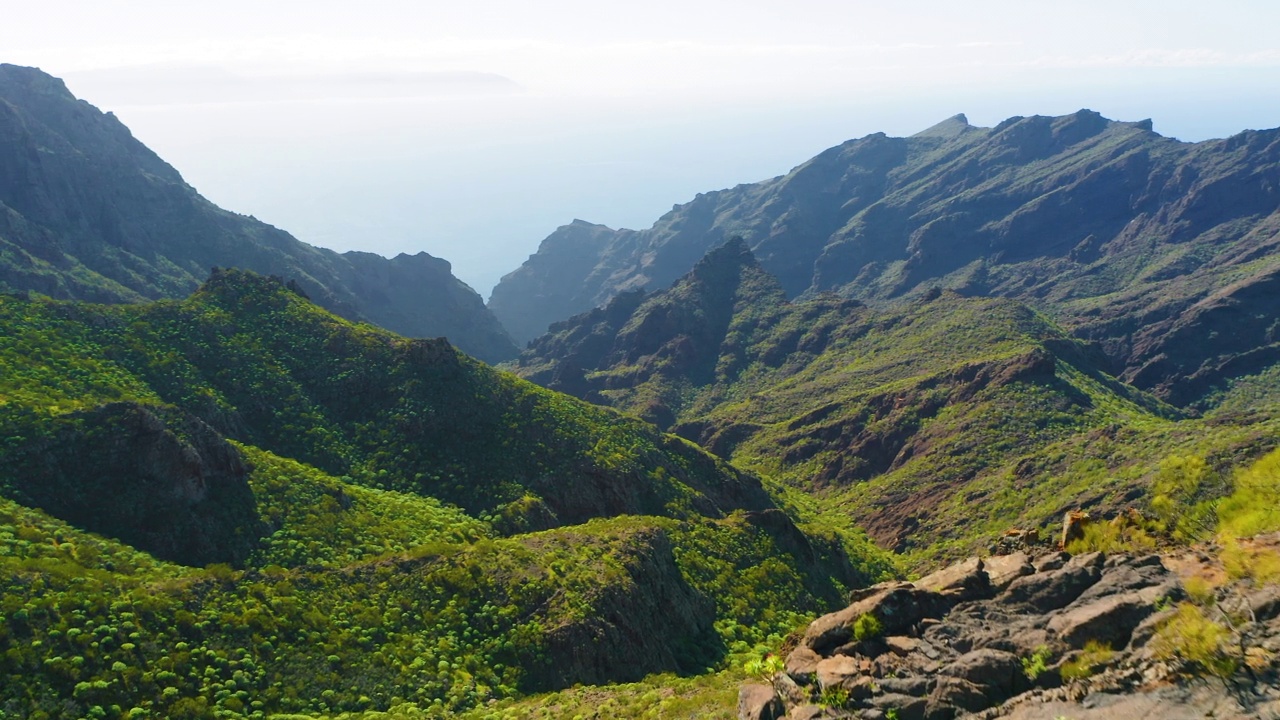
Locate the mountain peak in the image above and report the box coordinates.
[912,113,971,139]
[0,64,74,100]
[197,267,310,306]
[692,236,754,272]
[686,236,784,305]
[0,65,517,362]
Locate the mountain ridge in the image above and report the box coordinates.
[511,241,1280,562]
[0,63,518,362]
[490,110,1280,406]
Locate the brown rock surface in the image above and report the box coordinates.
[739,683,785,720]
[984,552,1035,591]
[741,548,1280,718]
[915,556,990,600]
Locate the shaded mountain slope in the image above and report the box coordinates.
[0,269,896,718]
[491,111,1280,403]
[0,268,773,536]
[0,63,517,362]
[513,243,1280,563]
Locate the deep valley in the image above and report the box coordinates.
[2,64,1280,719]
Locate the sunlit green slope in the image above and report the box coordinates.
[514,241,1280,565]
[0,270,894,719]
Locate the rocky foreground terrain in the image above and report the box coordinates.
[740,534,1280,719]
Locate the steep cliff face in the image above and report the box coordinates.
[339,250,518,364]
[0,402,262,567]
[492,111,1280,401]
[0,64,517,362]
[522,525,720,689]
[488,219,643,346]
[518,238,789,403]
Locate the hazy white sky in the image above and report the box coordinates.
[5,1,1280,295]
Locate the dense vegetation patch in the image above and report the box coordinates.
[0,272,894,718]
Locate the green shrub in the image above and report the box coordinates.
[743,653,784,681]
[1220,537,1280,586]
[1217,448,1280,539]
[1060,640,1114,681]
[1021,645,1052,680]
[1152,603,1239,680]
[1149,455,1223,543]
[1065,520,1156,555]
[852,613,882,642]
[818,685,850,708]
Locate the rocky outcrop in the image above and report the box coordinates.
[520,526,720,689]
[0,64,517,362]
[743,548,1280,719]
[488,219,643,345]
[0,402,263,566]
[513,237,797,416]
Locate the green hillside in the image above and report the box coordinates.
[0,271,893,719]
[514,241,1280,565]
[5,72,1280,718]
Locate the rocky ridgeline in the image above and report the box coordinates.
[739,545,1280,719]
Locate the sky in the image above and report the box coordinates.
[4,1,1280,297]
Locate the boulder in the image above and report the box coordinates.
[804,586,947,653]
[1048,590,1157,649]
[984,552,1035,591]
[922,598,1045,657]
[849,580,915,603]
[1033,551,1069,572]
[739,683,784,720]
[940,648,1026,699]
[870,693,928,720]
[1073,554,1171,605]
[1128,606,1177,652]
[815,655,861,691]
[877,675,936,696]
[1004,627,1052,657]
[1249,584,1280,622]
[927,676,992,716]
[785,645,822,682]
[773,672,810,708]
[787,705,827,720]
[1066,552,1106,573]
[1001,552,1103,611]
[885,635,920,656]
[915,557,991,601]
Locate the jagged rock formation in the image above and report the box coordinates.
[0,64,517,362]
[741,543,1280,719]
[515,237,803,426]
[491,111,1280,404]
